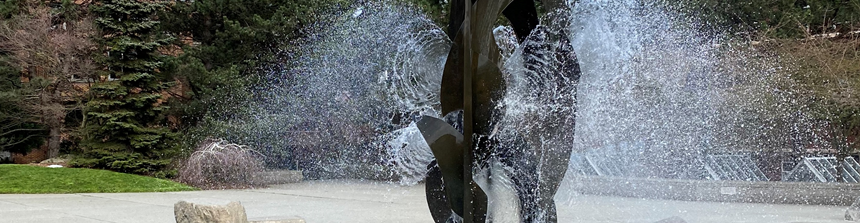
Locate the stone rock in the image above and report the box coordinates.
[175,198,249,223]
[654,216,687,223]
[0,151,11,163]
[40,157,69,164]
[846,197,860,221]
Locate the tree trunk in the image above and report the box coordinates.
[46,126,60,159]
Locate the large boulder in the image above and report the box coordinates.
[174,199,249,223]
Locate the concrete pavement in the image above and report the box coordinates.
[0,180,851,223]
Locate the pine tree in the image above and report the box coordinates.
[76,0,176,175]
[159,0,347,125]
[156,0,348,167]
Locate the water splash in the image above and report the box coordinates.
[263,2,447,181]
[384,123,435,185]
[565,0,805,179]
[261,0,818,192]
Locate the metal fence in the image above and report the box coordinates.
[570,152,769,181]
[783,157,860,183]
[702,154,769,181]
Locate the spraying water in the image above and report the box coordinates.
[263,2,447,181]
[260,0,816,212]
[566,0,804,180]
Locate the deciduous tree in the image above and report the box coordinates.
[0,2,95,157]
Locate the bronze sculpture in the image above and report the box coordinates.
[415,0,581,222]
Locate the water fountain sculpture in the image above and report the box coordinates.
[415,0,581,222]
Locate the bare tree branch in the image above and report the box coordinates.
[0,4,96,156]
[0,128,43,137]
[0,134,39,149]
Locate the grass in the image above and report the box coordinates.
[0,164,197,194]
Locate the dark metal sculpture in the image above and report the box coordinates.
[415,0,581,222]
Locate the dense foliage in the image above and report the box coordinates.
[0,84,44,154]
[0,0,25,19]
[2,2,95,158]
[0,50,40,153]
[159,0,347,124]
[678,0,860,38]
[0,0,93,155]
[155,0,354,169]
[0,0,36,153]
[770,38,860,153]
[74,0,177,175]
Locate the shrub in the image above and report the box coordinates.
[177,138,264,189]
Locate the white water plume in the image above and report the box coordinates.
[266,2,447,180]
[565,0,805,179]
[265,0,817,187]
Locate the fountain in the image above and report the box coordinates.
[257,0,815,222]
[412,0,579,222]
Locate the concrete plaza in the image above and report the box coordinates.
[0,180,850,223]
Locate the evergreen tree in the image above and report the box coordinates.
[159,0,348,126]
[0,0,25,19]
[1,2,96,159]
[75,0,176,175]
[0,63,44,154]
[157,0,348,163]
[0,0,46,154]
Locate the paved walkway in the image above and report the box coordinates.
[0,180,850,223]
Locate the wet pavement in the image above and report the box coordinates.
[0,180,849,223]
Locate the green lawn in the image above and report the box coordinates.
[0,165,197,194]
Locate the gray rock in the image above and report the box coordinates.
[654,216,687,223]
[846,197,860,221]
[40,157,69,164]
[0,151,11,162]
[175,198,249,223]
